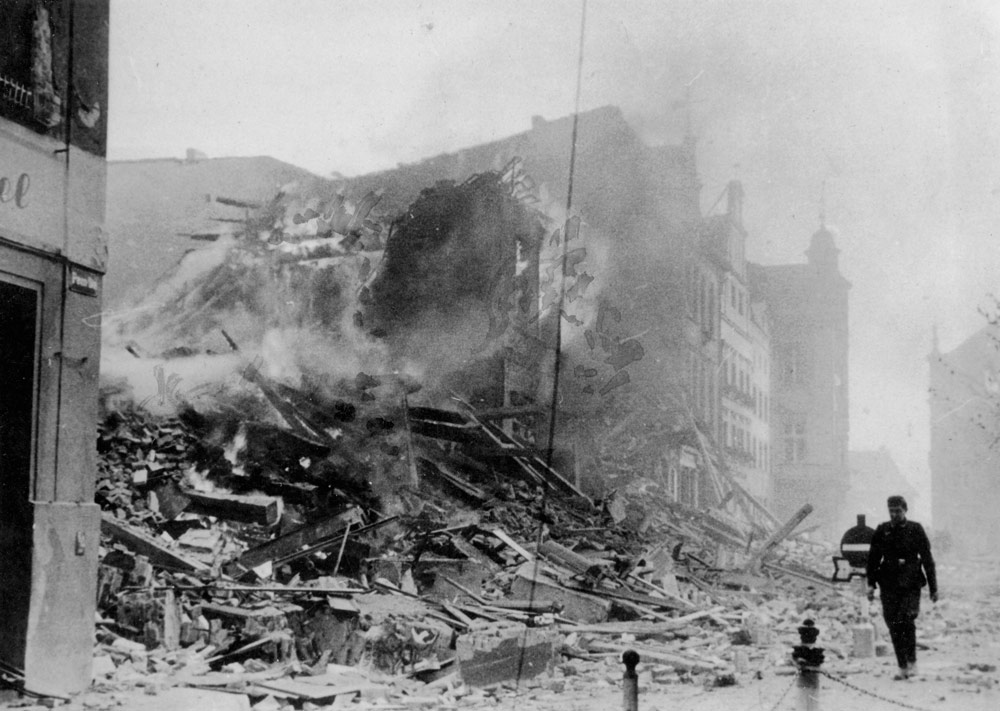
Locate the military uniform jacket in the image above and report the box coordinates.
[865,520,937,594]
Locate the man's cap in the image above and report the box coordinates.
[887,495,907,511]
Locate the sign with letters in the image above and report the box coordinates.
[68,266,98,296]
[0,129,65,249]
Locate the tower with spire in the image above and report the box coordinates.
[751,210,851,538]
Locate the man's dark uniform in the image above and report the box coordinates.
[866,498,937,674]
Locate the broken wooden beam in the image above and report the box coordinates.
[468,405,546,419]
[489,528,533,561]
[183,489,283,527]
[511,562,611,623]
[537,540,607,580]
[238,507,364,571]
[100,513,209,573]
[743,503,814,573]
[588,641,724,672]
[557,609,721,634]
[418,458,488,503]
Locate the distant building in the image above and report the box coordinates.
[928,326,1000,556]
[707,182,774,505]
[753,223,850,537]
[845,448,918,524]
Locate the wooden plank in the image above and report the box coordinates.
[557,609,719,634]
[238,507,363,570]
[184,489,283,527]
[470,405,546,419]
[537,540,605,578]
[562,584,689,611]
[439,601,475,628]
[100,513,208,572]
[401,394,420,487]
[762,561,839,590]
[490,528,534,561]
[588,641,724,672]
[439,575,486,604]
[255,678,373,700]
[743,503,814,573]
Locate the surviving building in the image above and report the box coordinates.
[753,222,851,536]
[707,182,774,505]
[0,0,109,694]
[928,326,1000,557]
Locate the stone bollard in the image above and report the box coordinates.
[851,623,875,658]
[791,619,825,711]
[622,650,640,711]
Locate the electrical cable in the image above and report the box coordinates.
[515,0,588,688]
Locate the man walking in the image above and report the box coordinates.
[866,495,938,680]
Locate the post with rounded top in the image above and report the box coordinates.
[622,650,640,711]
[791,619,824,711]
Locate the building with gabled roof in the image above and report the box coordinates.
[753,223,850,537]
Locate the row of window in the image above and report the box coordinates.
[728,278,746,317]
[721,420,771,470]
[724,361,770,422]
[688,264,717,337]
[690,351,715,426]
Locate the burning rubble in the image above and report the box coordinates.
[85,164,867,708]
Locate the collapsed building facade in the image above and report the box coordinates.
[103,105,854,536]
[344,107,850,533]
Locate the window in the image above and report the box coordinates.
[783,420,806,463]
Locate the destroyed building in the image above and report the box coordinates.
[61,97,878,705]
[103,152,329,309]
[103,105,858,535]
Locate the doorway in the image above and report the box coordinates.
[0,274,40,671]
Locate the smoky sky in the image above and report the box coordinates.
[109,0,1000,513]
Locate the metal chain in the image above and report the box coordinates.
[818,669,938,711]
[764,674,797,711]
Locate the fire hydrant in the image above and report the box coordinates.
[791,619,825,711]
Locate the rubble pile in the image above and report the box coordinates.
[87,390,863,708]
[81,167,878,709]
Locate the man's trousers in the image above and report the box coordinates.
[880,586,922,668]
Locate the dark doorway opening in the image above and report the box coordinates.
[0,275,39,671]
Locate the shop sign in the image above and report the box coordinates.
[69,266,98,296]
[0,172,30,208]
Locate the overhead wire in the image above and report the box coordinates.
[516,0,589,687]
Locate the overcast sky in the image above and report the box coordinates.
[108,0,1000,515]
